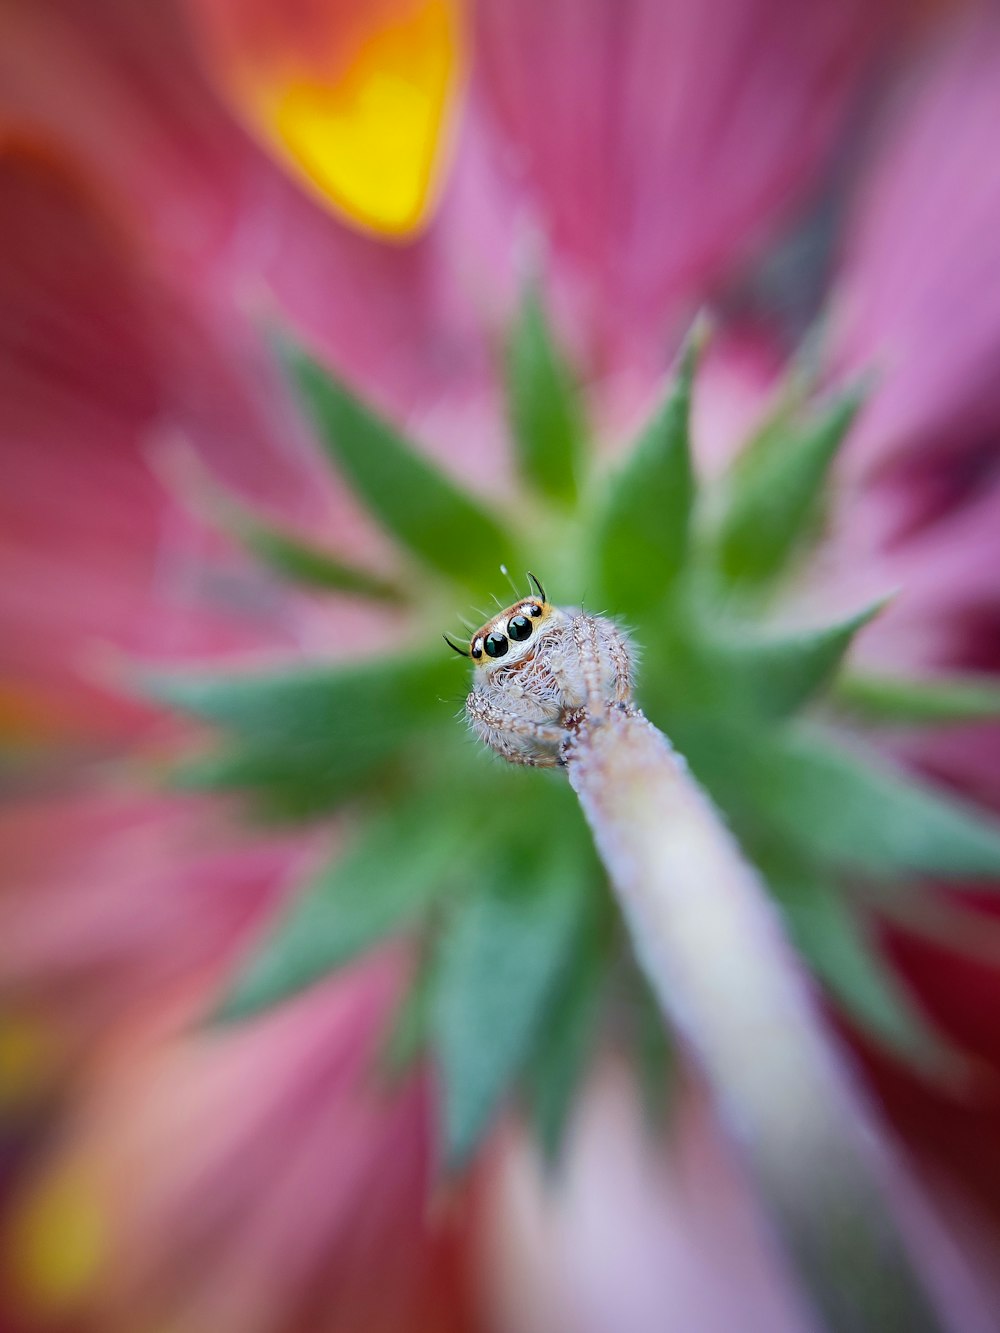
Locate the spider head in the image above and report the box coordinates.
[444,574,552,667]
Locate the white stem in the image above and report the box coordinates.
[564,707,942,1333]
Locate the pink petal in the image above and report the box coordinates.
[834,4,1000,480]
[855,932,1000,1269]
[9,959,476,1333]
[0,789,320,1057]
[481,1066,1000,1333]
[475,0,903,360]
[0,140,397,747]
[0,0,249,274]
[481,1068,817,1333]
[0,0,515,456]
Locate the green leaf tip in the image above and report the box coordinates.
[710,595,890,719]
[754,730,1000,881]
[378,952,438,1081]
[279,335,521,589]
[143,654,452,739]
[590,327,701,617]
[226,508,406,603]
[835,672,1000,726]
[715,380,867,588]
[143,653,455,813]
[152,433,405,604]
[505,282,585,504]
[634,975,675,1132]
[431,840,592,1168]
[770,872,957,1073]
[214,797,466,1023]
[526,901,606,1164]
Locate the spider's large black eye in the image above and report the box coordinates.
[508,614,533,642]
[484,632,509,658]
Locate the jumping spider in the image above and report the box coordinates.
[445,573,636,767]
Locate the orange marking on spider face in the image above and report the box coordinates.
[469,600,551,663]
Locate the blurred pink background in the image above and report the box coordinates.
[4,2,1000,1330]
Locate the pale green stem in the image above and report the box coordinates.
[563,707,942,1333]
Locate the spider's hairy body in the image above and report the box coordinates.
[453,578,636,766]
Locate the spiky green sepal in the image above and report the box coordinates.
[144,304,1000,1166]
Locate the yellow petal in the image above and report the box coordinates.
[10,1159,106,1315]
[0,1014,58,1110]
[0,679,85,746]
[191,0,465,237]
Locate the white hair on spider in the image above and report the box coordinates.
[445,573,637,767]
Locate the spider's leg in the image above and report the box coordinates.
[571,614,606,716]
[465,691,565,758]
[605,623,635,704]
